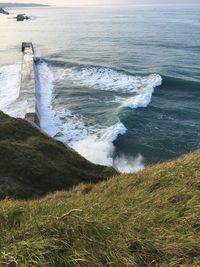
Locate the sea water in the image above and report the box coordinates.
[0,4,200,172]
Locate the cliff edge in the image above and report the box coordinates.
[0,112,116,199]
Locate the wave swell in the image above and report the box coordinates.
[0,60,162,172]
[51,63,162,109]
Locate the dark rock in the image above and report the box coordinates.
[16,14,30,21]
[0,8,9,15]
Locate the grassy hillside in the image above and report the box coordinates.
[0,148,199,266]
[0,112,116,199]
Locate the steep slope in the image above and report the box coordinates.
[0,112,116,199]
[0,148,199,266]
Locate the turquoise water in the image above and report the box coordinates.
[0,5,200,171]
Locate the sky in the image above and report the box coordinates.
[0,0,200,5]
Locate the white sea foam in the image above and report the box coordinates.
[72,122,127,166]
[122,74,162,109]
[36,61,57,136]
[0,64,20,108]
[61,65,162,94]
[73,138,115,166]
[114,154,144,173]
[0,64,27,117]
[101,122,127,143]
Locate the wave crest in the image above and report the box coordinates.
[58,65,162,94]
[122,74,162,108]
[52,63,162,110]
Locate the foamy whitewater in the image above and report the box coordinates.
[0,64,21,116]
[56,65,162,108]
[0,60,162,173]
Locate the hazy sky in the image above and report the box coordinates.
[0,0,200,5]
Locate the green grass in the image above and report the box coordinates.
[0,112,116,199]
[0,148,199,266]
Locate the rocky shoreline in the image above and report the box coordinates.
[0,7,30,21]
[15,14,30,21]
[0,8,9,15]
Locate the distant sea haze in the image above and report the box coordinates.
[0,4,200,172]
[1,0,200,7]
[0,3,49,7]
[125,0,200,4]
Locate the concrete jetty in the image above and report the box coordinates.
[19,42,39,125]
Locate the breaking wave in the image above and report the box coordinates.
[67,66,161,91]
[122,74,162,108]
[0,60,162,172]
[35,60,162,171]
[52,64,162,109]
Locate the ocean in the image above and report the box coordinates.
[0,4,200,172]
